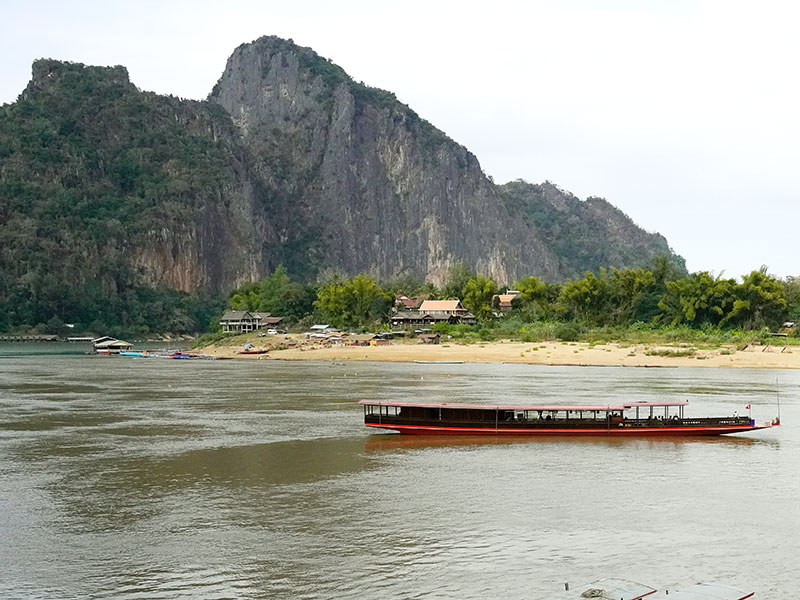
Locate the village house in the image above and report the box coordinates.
[391,299,477,329]
[346,334,376,346]
[220,311,284,334]
[417,333,440,345]
[394,294,427,310]
[492,289,520,316]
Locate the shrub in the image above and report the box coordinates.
[554,322,582,342]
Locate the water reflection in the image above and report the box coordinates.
[363,432,769,453]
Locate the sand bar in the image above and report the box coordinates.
[199,338,800,369]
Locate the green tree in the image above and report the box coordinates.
[314,274,348,328]
[259,265,292,313]
[722,267,786,329]
[658,272,736,327]
[462,275,498,321]
[230,290,260,311]
[632,257,678,322]
[514,275,558,320]
[606,267,656,325]
[784,276,800,323]
[558,270,612,325]
[313,273,386,328]
[45,315,69,336]
[343,274,385,325]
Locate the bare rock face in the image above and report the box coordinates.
[210,36,566,285]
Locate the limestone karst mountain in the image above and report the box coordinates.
[0,35,683,329]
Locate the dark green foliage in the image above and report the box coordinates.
[0,60,236,334]
[785,277,800,322]
[499,180,686,279]
[462,275,498,321]
[723,267,786,330]
[216,267,795,338]
[554,322,582,342]
[228,266,317,323]
[314,273,390,329]
[659,272,737,327]
[295,46,351,90]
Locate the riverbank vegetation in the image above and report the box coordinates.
[5,255,798,344]
[217,259,799,346]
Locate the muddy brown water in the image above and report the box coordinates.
[1,344,797,598]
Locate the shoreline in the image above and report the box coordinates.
[198,338,800,370]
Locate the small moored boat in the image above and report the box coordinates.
[360,400,778,436]
[545,578,754,599]
[413,360,464,364]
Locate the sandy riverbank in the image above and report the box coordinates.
[199,338,800,369]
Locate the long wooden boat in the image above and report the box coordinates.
[360,400,778,436]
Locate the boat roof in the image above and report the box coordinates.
[538,581,751,600]
[648,583,753,599]
[543,578,657,600]
[94,339,133,348]
[359,400,689,411]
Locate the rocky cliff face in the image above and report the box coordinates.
[0,37,684,328]
[208,36,680,285]
[209,37,568,285]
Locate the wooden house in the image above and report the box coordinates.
[417,333,440,344]
[220,311,284,334]
[391,299,476,328]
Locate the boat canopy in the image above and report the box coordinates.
[539,580,751,600]
[543,578,656,600]
[358,400,688,411]
[648,583,753,599]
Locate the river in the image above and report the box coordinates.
[0,344,797,598]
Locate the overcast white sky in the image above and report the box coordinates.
[2,0,798,278]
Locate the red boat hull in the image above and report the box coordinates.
[365,422,773,436]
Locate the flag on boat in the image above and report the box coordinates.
[745,404,751,409]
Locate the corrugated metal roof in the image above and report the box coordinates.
[221,310,250,320]
[419,300,463,311]
[359,400,688,411]
[94,339,132,349]
[348,334,376,342]
[359,400,629,411]
[626,401,689,407]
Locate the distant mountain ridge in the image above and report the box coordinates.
[0,36,684,328]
